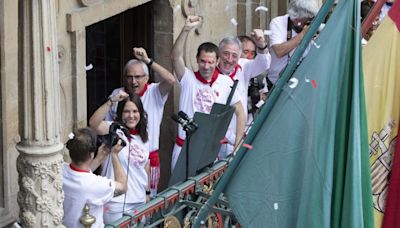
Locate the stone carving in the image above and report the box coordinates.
[17,153,64,227]
[78,0,102,7]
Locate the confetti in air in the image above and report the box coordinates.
[255,100,265,108]
[311,40,321,49]
[311,79,317,88]
[264,30,272,36]
[255,6,269,12]
[230,18,238,26]
[305,77,310,83]
[288,77,299,88]
[84,64,93,71]
[174,5,181,13]
[46,46,51,52]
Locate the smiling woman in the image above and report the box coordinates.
[89,92,150,224]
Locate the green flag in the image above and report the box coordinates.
[224,0,374,227]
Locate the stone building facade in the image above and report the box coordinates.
[0,0,306,226]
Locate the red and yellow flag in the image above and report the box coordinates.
[363,1,400,227]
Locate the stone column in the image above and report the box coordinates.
[16,0,64,227]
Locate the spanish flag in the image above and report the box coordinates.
[363,1,400,227]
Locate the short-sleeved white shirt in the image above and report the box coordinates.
[269,14,312,84]
[63,163,115,228]
[101,126,149,204]
[105,83,167,152]
[269,14,296,84]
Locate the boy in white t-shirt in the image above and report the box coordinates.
[63,128,127,228]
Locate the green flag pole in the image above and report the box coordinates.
[193,0,336,226]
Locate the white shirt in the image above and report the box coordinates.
[177,68,241,140]
[171,68,241,169]
[106,83,167,152]
[102,126,149,204]
[226,53,271,120]
[63,163,115,228]
[268,14,311,84]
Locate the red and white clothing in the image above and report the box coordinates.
[171,68,241,169]
[102,125,149,223]
[63,163,115,228]
[217,53,271,120]
[106,83,167,196]
[269,14,311,84]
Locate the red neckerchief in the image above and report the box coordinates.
[127,129,138,142]
[194,70,219,87]
[70,164,89,173]
[216,64,242,80]
[129,129,138,135]
[137,84,149,97]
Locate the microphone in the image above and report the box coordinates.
[172,113,189,127]
[172,111,198,134]
[178,111,198,129]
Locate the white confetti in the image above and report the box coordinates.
[311,40,321,49]
[288,77,299,88]
[68,132,75,139]
[255,6,269,12]
[318,23,326,33]
[305,78,310,83]
[230,18,238,26]
[174,5,181,13]
[274,203,279,210]
[361,38,368,45]
[84,64,93,71]
[255,100,265,108]
[264,30,272,36]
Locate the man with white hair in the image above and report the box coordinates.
[267,0,320,85]
[105,47,176,197]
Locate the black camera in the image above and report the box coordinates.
[99,122,128,148]
[248,76,265,115]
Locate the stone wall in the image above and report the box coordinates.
[0,0,21,226]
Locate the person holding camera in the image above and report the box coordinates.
[63,127,127,228]
[89,93,150,224]
[267,0,319,86]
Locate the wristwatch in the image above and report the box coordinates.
[258,43,268,50]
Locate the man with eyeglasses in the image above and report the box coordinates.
[105,47,176,197]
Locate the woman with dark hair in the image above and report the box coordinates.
[89,92,150,224]
[63,127,126,228]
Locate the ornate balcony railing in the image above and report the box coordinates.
[104,158,237,227]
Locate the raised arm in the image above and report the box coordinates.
[89,90,129,135]
[133,47,176,97]
[251,29,269,55]
[110,140,127,197]
[171,15,203,81]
